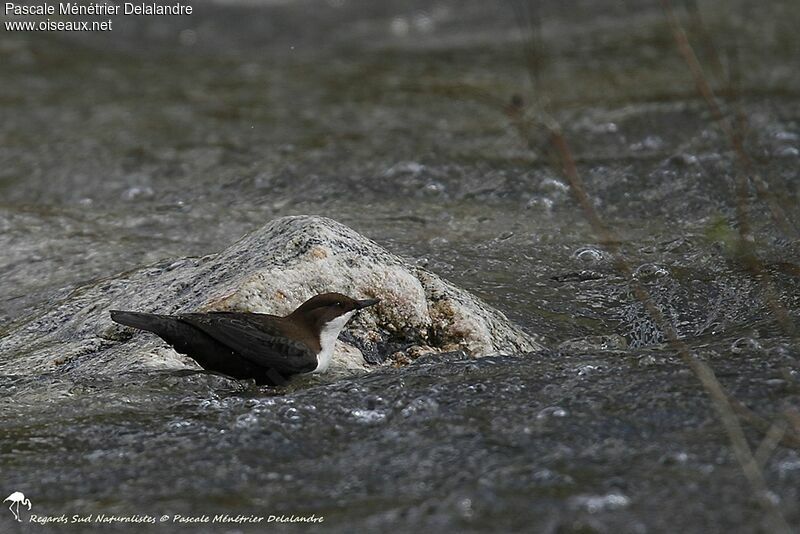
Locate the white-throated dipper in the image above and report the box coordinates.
[110,292,379,386]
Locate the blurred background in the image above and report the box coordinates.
[1,0,798,339]
[1,1,800,532]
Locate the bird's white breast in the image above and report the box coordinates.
[313,311,355,373]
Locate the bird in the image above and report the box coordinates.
[110,292,379,386]
[4,492,31,522]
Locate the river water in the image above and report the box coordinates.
[1,1,799,532]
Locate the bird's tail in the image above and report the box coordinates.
[110,310,174,334]
[110,310,206,354]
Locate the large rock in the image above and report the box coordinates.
[0,216,543,384]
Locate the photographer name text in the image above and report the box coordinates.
[4,1,192,31]
[29,513,325,525]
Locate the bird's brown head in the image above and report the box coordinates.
[288,292,379,331]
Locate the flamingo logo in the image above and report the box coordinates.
[3,492,32,522]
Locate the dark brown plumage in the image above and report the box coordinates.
[110,292,379,385]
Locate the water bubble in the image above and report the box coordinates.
[248,398,277,409]
[121,186,154,201]
[637,354,659,366]
[775,131,799,142]
[662,237,693,253]
[364,395,385,410]
[730,337,762,354]
[465,383,487,393]
[670,153,698,166]
[589,122,618,134]
[234,412,259,428]
[577,365,600,377]
[401,397,439,418]
[423,181,445,196]
[198,399,224,411]
[630,135,664,151]
[167,419,192,430]
[493,231,513,242]
[279,406,302,422]
[456,497,474,519]
[573,246,606,263]
[659,451,689,465]
[569,492,630,513]
[540,177,569,193]
[384,161,425,178]
[633,263,669,280]
[536,406,568,420]
[350,409,387,425]
[777,453,800,480]
[85,449,111,462]
[500,379,525,393]
[526,196,554,211]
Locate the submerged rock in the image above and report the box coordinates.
[0,216,542,386]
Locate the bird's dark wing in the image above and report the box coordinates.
[177,312,318,374]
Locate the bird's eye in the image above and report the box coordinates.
[335,302,342,307]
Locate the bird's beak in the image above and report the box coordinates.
[355,298,380,310]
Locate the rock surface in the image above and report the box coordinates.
[0,216,542,386]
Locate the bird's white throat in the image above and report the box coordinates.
[313,311,355,373]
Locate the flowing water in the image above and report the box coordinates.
[1,0,800,532]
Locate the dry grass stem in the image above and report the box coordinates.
[505,2,796,531]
